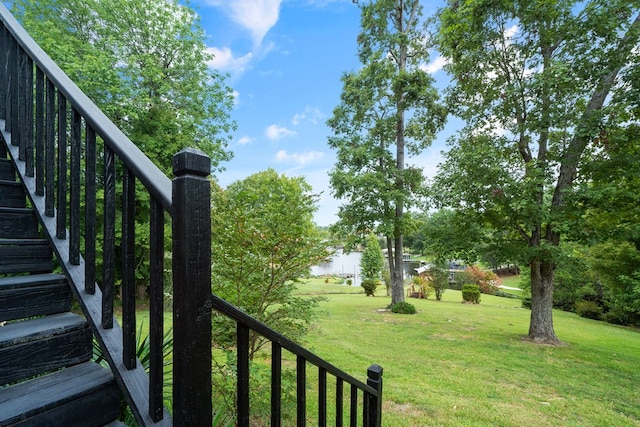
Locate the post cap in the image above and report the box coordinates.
[173,148,211,177]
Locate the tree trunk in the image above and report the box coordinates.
[528,260,560,344]
[391,235,405,305]
[386,237,395,298]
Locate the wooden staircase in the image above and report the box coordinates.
[0,156,123,426]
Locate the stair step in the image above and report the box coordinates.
[0,273,71,322]
[0,158,14,181]
[0,362,121,427]
[0,313,92,385]
[0,179,26,208]
[0,238,53,274]
[0,207,39,239]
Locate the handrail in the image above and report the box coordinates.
[211,293,383,426]
[0,3,171,212]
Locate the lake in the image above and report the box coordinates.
[310,249,421,287]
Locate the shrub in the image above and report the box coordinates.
[575,300,603,320]
[495,290,520,299]
[465,265,501,294]
[521,297,532,309]
[361,279,378,296]
[462,284,481,304]
[346,279,352,286]
[390,301,416,314]
[410,276,433,299]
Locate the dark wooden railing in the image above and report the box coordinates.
[0,3,382,426]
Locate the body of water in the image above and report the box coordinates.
[310,249,421,287]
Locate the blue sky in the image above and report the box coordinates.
[191,0,454,226]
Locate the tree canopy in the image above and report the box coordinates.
[13,0,236,174]
[434,0,640,343]
[210,169,329,358]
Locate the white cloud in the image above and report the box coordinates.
[206,0,282,46]
[265,124,297,141]
[274,150,324,165]
[421,55,450,74]
[206,46,253,74]
[291,106,323,126]
[237,136,255,145]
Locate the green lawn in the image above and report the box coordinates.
[295,285,640,427]
[136,283,640,426]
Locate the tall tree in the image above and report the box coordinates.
[210,169,329,358]
[328,0,446,305]
[434,0,640,343]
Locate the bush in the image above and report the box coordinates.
[390,301,416,314]
[575,300,603,320]
[361,279,378,296]
[465,265,501,295]
[462,284,481,304]
[495,290,520,299]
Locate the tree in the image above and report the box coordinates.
[13,0,235,174]
[434,0,640,343]
[360,233,384,281]
[210,169,329,358]
[328,0,446,305]
[14,0,236,291]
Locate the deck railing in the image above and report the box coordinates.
[0,3,382,426]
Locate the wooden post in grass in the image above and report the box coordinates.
[172,148,212,426]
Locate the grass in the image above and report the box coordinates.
[133,282,640,426]
[294,283,640,427]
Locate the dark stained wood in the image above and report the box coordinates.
[237,323,250,427]
[365,365,383,427]
[0,313,92,384]
[319,367,327,426]
[44,78,54,217]
[122,167,136,370]
[84,125,96,294]
[0,362,120,427]
[102,145,115,329]
[0,273,71,322]
[0,207,38,238]
[0,238,53,274]
[35,67,44,196]
[297,355,306,427]
[56,92,66,239]
[172,148,212,426]
[336,377,344,427]
[0,158,14,180]
[69,107,81,265]
[148,197,164,422]
[271,342,282,427]
[0,179,26,208]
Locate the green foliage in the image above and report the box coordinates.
[575,300,603,321]
[426,266,449,301]
[328,0,446,305]
[434,0,640,341]
[390,301,416,314]
[409,276,433,299]
[360,234,384,281]
[361,278,379,296]
[462,284,481,304]
[464,266,501,295]
[211,352,297,425]
[210,170,329,358]
[521,297,532,309]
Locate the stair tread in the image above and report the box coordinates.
[0,238,49,245]
[0,206,33,214]
[0,313,87,349]
[0,273,66,289]
[0,362,118,425]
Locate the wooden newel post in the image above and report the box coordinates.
[172,148,212,426]
[366,364,383,427]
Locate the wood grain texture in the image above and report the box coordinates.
[0,207,38,238]
[0,273,71,321]
[0,158,14,180]
[0,313,92,384]
[0,238,53,274]
[0,362,120,427]
[0,179,25,208]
